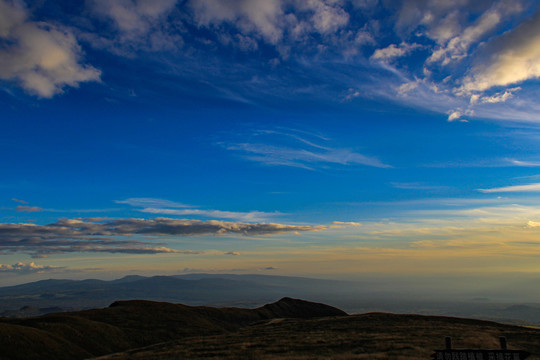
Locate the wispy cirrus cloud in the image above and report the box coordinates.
[0,217,324,258]
[478,183,540,193]
[140,208,278,222]
[391,182,449,191]
[220,127,390,170]
[117,197,277,222]
[11,198,28,204]
[506,159,540,167]
[115,198,191,208]
[5,0,540,125]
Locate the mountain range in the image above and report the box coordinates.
[1,274,540,326]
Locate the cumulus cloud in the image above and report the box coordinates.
[0,217,324,257]
[190,0,284,44]
[90,0,178,34]
[478,183,540,193]
[189,0,349,47]
[427,1,522,66]
[0,261,63,274]
[461,10,540,92]
[0,0,100,97]
[86,0,182,53]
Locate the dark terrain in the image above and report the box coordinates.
[0,297,539,360]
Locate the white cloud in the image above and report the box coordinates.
[140,207,277,222]
[297,0,349,34]
[117,197,278,222]
[189,0,349,47]
[222,128,390,170]
[91,0,177,33]
[371,42,420,61]
[508,159,540,167]
[116,198,191,208]
[87,0,182,54]
[0,261,62,274]
[396,80,419,96]
[427,1,522,66]
[226,142,390,169]
[330,221,361,228]
[189,0,284,44]
[446,108,474,122]
[479,87,521,103]
[447,110,462,121]
[478,183,540,193]
[461,10,540,92]
[527,220,540,228]
[0,0,101,97]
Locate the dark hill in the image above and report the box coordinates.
[94,312,540,360]
[257,296,347,318]
[0,297,346,360]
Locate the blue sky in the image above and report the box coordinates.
[2,0,540,286]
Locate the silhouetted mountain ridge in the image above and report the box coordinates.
[0,297,347,360]
[1,298,539,360]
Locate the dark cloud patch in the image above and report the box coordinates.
[0,217,323,258]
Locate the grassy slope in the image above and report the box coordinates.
[93,313,540,360]
[0,298,345,360]
[0,298,538,360]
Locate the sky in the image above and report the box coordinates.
[2,0,540,288]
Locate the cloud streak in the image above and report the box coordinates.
[221,128,390,170]
[0,217,324,257]
[117,197,278,222]
[478,183,540,193]
[16,206,43,212]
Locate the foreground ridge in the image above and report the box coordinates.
[0,298,539,360]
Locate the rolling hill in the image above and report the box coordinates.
[0,297,539,360]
